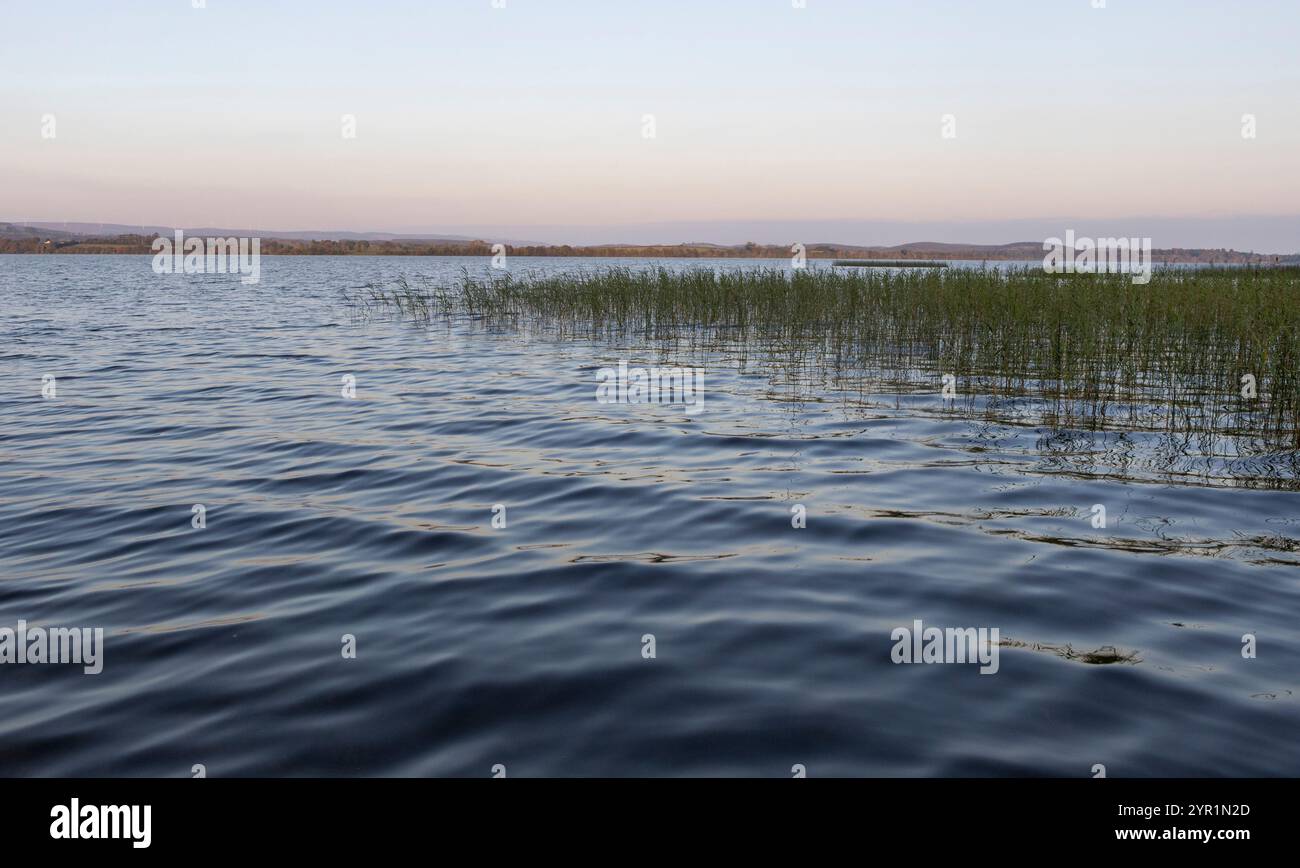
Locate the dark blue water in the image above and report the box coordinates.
[2,255,1297,777]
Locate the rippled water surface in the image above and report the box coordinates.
[2,255,1297,777]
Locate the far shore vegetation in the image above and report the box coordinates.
[0,232,1292,265]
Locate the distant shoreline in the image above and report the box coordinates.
[0,236,1291,265]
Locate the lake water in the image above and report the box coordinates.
[1,254,1297,777]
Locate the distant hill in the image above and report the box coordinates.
[0,222,79,241]
[12,221,542,245]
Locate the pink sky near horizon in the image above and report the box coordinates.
[2,1,1297,247]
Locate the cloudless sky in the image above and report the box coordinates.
[2,0,1297,246]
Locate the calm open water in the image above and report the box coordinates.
[1,255,1297,777]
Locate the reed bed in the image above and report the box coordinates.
[353,266,1300,449]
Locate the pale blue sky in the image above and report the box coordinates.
[2,0,1298,247]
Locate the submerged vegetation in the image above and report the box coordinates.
[1000,639,1142,665]
[352,265,1300,452]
